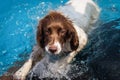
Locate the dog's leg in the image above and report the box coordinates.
[14,45,43,80]
[59,51,77,69]
[14,59,32,80]
[59,37,87,70]
[66,51,78,63]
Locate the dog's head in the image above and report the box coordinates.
[37,11,79,55]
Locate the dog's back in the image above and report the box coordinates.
[58,0,100,33]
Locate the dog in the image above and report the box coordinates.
[14,0,100,80]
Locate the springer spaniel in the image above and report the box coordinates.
[14,0,100,79]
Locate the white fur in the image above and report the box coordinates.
[57,0,100,69]
[45,42,62,54]
[14,59,32,80]
[58,0,100,32]
[14,0,100,79]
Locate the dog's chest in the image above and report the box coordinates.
[31,54,70,78]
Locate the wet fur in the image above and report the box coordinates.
[14,0,100,80]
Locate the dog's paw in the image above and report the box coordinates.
[59,56,72,68]
[57,62,71,74]
[14,67,27,80]
[59,63,67,69]
[14,59,32,80]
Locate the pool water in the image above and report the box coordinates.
[0,0,120,76]
[0,0,67,76]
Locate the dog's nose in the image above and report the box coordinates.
[49,45,57,53]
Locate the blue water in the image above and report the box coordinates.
[0,0,120,76]
[0,0,67,76]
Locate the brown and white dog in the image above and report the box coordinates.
[14,0,100,79]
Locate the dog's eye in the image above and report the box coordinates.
[59,29,66,35]
[58,28,66,35]
[45,29,51,35]
[60,29,66,34]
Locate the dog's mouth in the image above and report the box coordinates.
[49,46,58,53]
[45,42,62,55]
[45,46,61,55]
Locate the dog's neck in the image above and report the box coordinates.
[45,51,71,63]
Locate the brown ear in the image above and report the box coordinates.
[70,27,79,50]
[64,19,79,51]
[36,19,45,48]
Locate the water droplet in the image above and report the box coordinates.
[19,10,22,13]
[36,16,40,20]
[2,50,7,54]
[115,26,120,29]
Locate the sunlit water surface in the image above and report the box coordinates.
[0,0,120,78]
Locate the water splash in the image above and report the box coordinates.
[0,0,67,76]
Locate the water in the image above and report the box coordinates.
[27,54,88,79]
[0,0,120,78]
[95,0,120,23]
[0,0,67,76]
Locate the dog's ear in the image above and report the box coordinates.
[70,27,79,50]
[36,19,45,48]
[65,19,79,51]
